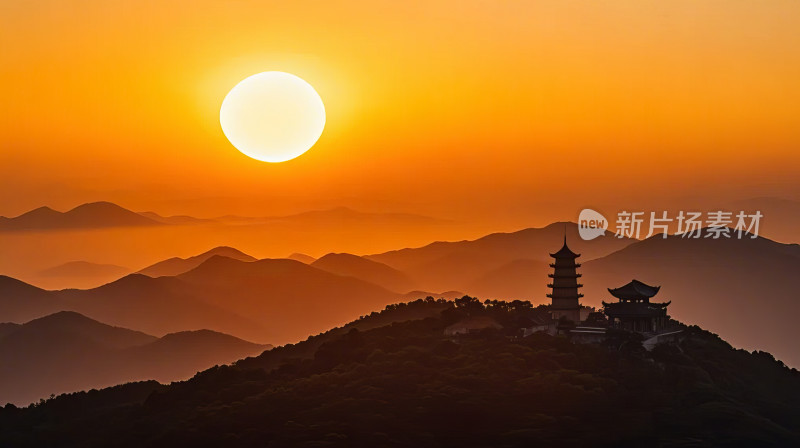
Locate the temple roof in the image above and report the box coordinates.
[608,279,660,300]
[603,300,670,309]
[602,300,670,318]
[549,235,580,259]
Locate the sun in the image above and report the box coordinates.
[220,72,326,163]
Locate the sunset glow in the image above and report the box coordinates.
[2,1,798,220]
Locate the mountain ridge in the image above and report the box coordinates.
[0,311,269,406]
[38,261,129,278]
[137,246,257,278]
[366,221,635,292]
[311,253,416,293]
[0,202,161,231]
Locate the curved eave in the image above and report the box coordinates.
[608,279,661,300]
[550,235,581,258]
[550,248,580,258]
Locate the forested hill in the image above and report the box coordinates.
[1,297,798,448]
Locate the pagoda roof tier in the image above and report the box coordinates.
[608,279,660,301]
[547,284,583,288]
[549,273,582,278]
[549,263,581,268]
[549,236,580,259]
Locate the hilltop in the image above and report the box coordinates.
[137,246,257,278]
[1,298,797,447]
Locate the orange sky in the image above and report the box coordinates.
[1,0,799,225]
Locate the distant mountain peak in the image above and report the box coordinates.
[156,329,267,349]
[137,246,257,278]
[101,273,167,290]
[71,201,123,210]
[183,255,305,277]
[37,261,130,281]
[203,246,254,258]
[287,253,316,264]
[0,202,161,231]
[27,205,58,214]
[26,310,97,325]
[316,252,362,262]
[191,253,249,269]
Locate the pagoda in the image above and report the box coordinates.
[547,235,583,324]
[602,280,671,333]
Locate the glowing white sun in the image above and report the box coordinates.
[220,72,326,163]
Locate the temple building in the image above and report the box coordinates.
[547,236,583,324]
[602,280,671,333]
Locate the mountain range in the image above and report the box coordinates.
[35,261,131,290]
[0,255,415,345]
[173,256,403,342]
[1,220,798,368]
[0,202,161,231]
[38,261,129,279]
[364,223,800,367]
[0,202,443,232]
[0,311,268,406]
[366,222,634,292]
[1,299,797,447]
[0,202,458,291]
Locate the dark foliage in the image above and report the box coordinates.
[0,298,798,447]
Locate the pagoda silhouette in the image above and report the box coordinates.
[544,230,675,338]
[546,234,583,325]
